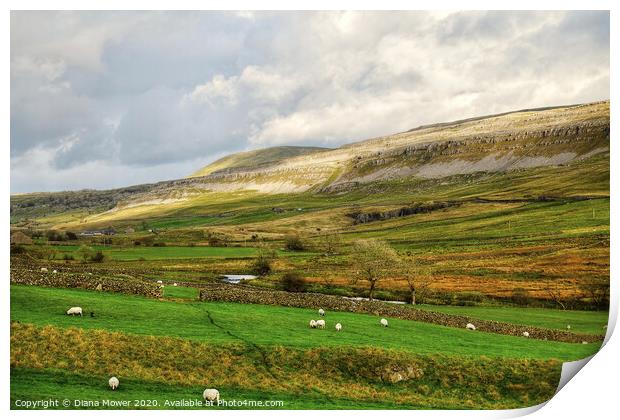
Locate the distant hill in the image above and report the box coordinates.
[189,146,330,178]
[10,100,609,229]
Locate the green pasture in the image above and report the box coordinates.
[10,285,601,361]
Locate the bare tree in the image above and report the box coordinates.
[321,231,342,255]
[353,239,399,301]
[547,284,567,310]
[581,281,610,310]
[402,258,433,305]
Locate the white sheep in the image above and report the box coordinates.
[173,283,178,286]
[157,280,163,284]
[582,341,589,345]
[66,307,83,316]
[309,320,317,328]
[466,323,476,331]
[108,376,119,390]
[40,267,48,273]
[318,308,325,317]
[567,325,571,330]
[203,388,220,403]
[523,331,530,338]
[52,270,58,274]
[380,318,389,327]
[335,323,342,332]
[316,319,326,329]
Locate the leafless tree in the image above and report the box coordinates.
[547,284,567,310]
[402,258,433,305]
[321,231,342,255]
[581,281,610,310]
[353,239,399,301]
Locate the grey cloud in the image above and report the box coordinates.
[11,11,609,193]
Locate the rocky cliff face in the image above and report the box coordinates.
[10,101,609,220]
[176,100,609,194]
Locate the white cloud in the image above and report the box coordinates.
[11,11,609,192]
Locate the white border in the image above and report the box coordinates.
[2,2,616,420]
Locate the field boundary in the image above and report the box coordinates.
[199,284,603,343]
[10,259,162,298]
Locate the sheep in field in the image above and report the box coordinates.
[380,318,388,327]
[567,325,571,330]
[40,267,48,273]
[318,308,325,317]
[523,331,530,338]
[203,388,220,403]
[466,323,476,331]
[335,323,342,332]
[66,307,83,316]
[316,319,326,329]
[173,283,178,286]
[309,320,317,329]
[109,376,119,390]
[157,280,163,284]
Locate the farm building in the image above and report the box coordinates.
[79,228,116,237]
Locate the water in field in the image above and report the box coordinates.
[221,274,257,284]
[343,296,406,305]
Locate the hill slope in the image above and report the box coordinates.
[189,146,330,178]
[10,100,609,228]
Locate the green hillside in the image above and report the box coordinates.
[189,146,330,177]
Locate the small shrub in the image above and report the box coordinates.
[253,258,272,275]
[91,251,106,263]
[284,234,305,251]
[252,245,276,275]
[281,273,306,292]
[511,288,531,306]
[10,244,26,255]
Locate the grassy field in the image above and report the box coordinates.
[9,104,609,409]
[11,368,409,410]
[10,285,601,361]
[415,305,609,335]
[44,245,314,261]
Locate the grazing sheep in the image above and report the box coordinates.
[523,331,530,338]
[318,308,325,317]
[52,270,58,274]
[203,388,220,403]
[309,320,317,328]
[316,319,326,329]
[157,280,163,284]
[466,323,476,331]
[567,325,571,330]
[380,318,389,327]
[173,283,178,286]
[108,376,119,390]
[40,267,48,273]
[335,323,342,332]
[582,341,589,345]
[66,307,83,316]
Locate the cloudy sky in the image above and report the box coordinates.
[10,11,609,193]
